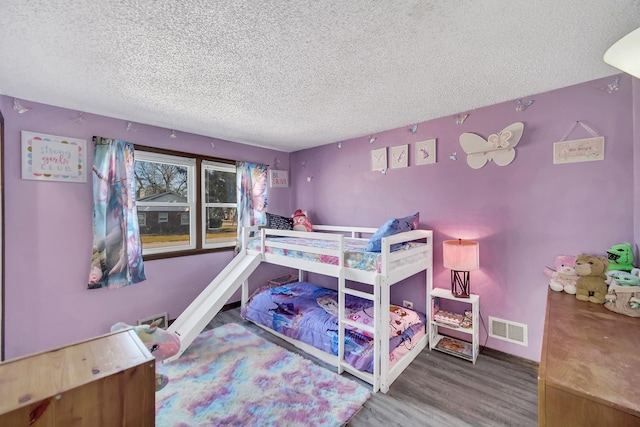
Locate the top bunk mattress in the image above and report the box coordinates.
[246,236,426,273]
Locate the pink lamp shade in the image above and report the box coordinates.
[443,239,479,271]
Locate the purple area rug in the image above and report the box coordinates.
[156,323,370,426]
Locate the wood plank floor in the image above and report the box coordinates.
[205,308,539,427]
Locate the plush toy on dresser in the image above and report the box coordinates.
[543,255,578,294]
[575,254,609,304]
[604,269,640,316]
[606,243,634,272]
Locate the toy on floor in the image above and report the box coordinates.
[606,243,634,272]
[574,254,609,304]
[543,255,578,294]
[111,319,180,391]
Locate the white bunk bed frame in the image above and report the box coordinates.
[240,225,433,393]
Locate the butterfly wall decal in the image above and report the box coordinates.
[13,98,31,114]
[459,122,524,169]
[515,99,534,112]
[599,77,619,93]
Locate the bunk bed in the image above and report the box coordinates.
[239,224,433,393]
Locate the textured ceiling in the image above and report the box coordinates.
[1,1,639,152]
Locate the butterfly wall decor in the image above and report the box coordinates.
[13,98,31,114]
[459,122,524,169]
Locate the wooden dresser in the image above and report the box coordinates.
[539,290,640,426]
[0,329,155,426]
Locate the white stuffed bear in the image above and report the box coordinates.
[544,255,578,294]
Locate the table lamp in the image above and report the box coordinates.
[443,239,479,298]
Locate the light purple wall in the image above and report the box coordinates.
[634,77,640,253]
[290,75,635,362]
[0,96,292,359]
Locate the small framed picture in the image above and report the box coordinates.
[371,147,387,171]
[269,169,289,187]
[390,145,408,168]
[415,139,436,165]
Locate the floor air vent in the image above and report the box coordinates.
[489,316,528,346]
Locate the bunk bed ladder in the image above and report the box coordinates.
[338,277,380,392]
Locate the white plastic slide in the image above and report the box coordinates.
[164,251,262,362]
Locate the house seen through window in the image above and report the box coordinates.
[134,148,236,258]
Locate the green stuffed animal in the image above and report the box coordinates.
[606,243,634,272]
[575,254,609,304]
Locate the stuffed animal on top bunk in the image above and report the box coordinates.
[574,254,609,304]
[606,243,634,272]
[111,319,180,391]
[543,255,578,294]
[291,209,313,232]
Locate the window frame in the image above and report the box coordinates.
[133,145,236,260]
[201,160,237,250]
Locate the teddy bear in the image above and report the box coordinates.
[606,243,634,272]
[574,254,609,304]
[543,255,578,294]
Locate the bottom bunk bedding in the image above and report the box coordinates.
[241,281,426,373]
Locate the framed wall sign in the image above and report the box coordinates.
[21,131,87,183]
[371,147,387,171]
[269,169,289,187]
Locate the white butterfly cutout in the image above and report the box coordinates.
[459,122,524,169]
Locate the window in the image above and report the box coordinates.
[202,160,237,249]
[134,147,236,258]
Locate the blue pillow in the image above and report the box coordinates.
[365,218,413,252]
[398,212,419,230]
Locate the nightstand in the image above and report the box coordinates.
[428,287,479,364]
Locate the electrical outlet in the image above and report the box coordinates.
[403,300,414,309]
